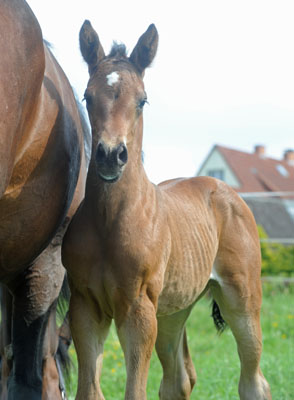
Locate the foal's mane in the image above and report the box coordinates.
[108,42,128,60]
[105,42,139,74]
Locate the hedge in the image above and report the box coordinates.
[258,226,294,277]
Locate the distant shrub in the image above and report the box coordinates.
[258,226,294,277]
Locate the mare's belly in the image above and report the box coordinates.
[0,182,69,278]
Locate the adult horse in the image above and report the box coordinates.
[62,21,272,400]
[0,0,88,398]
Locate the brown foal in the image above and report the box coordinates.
[62,21,271,400]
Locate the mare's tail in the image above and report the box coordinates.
[211,300,227,333]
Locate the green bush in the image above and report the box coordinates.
[258,226,294,277]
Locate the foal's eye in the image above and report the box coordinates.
[137,97,148,111]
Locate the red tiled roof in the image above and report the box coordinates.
[216,145,294,193]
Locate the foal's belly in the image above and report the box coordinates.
[157,228,217,316]
[157,275,211,316]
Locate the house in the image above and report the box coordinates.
[196,145,294,240]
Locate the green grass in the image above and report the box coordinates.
[66,283,294,399]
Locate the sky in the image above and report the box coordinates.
[26,0,294,184]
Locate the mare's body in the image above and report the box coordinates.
[62,21,271,400]
[0,1,87,398]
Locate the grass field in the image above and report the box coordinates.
[66,282,294,399]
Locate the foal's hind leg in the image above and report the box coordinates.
[155,308,196,400]
[210,262,271,399]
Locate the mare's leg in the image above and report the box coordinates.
[0,285,13,400]
[7,245,65,400]
[42,301,62,400]
[210,260,271,400]
[8,300,50,400]
[69,288,111,400]
[41,357,60,400]
[155,308,196,400]
[58,311,72,350]
[115,293,158,400]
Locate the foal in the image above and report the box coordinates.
[62,21,271,400]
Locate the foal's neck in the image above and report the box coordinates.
[86,147,155,224]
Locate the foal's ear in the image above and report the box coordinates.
[79,20,105,74]
[129,24,158,75]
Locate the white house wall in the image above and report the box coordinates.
[197,147,240,188]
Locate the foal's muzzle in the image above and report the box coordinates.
[95,140,128,183]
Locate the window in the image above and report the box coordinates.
[207,169,224,180]
[276,164,289,177]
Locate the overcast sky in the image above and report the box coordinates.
[27,0,294,183]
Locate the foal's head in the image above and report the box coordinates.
[80,21,158,183]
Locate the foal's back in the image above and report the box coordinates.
[157,176,260,314]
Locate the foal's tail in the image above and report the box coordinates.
[211,300,227,333]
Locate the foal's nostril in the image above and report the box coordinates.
[96,142,107,162]
[96,141,127,170]
[117,144,128,165]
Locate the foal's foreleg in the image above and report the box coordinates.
[69,289,111,400]
[156,308,196,400]
[115,293,157,400]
